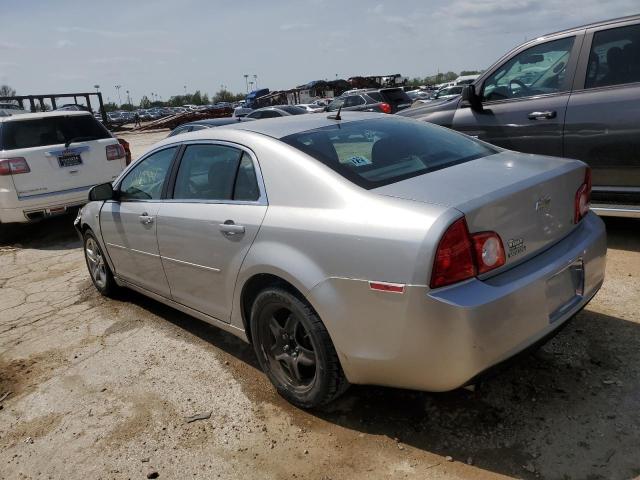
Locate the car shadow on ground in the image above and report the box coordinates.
[0,210,80,251]
[121,285,640,480]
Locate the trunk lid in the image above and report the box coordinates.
[373,151,587,270]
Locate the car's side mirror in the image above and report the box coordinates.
[88,182,115,201]
[461,85,483,111]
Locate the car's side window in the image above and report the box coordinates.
[247,111,262,119]
[173,144,243,201]
[233,152,261,201]
[585,24,640,88]
[119,147,177,201]
[482,36,575,102]
[260,110,281,118]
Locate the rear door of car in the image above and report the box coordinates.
[156,142,267,322]
[1,114,124,199]
[452,31,584,156]
[564,19,640,191]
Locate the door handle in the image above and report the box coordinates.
[139,213,154,225]
[528,110,557,120]
[219,221,245,236]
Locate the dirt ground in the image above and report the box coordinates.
[0,131,639,479]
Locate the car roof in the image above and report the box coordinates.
[183,111,383,140]
[524,14,640,44]
[0,110,92,123]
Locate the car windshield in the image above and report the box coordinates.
[281,118,497,189]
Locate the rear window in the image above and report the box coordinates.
[0,114,111,150]
[379,88,411,105]
[281,118,497,189]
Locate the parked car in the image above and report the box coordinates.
[296,104,324,113]
[166,117,243,137]
[400,15,640,217]
[327,88,412,114]
[0,102,28,117]
[243,105,306,119]
[76,112,605,408]
[0,111,126,223]
[233,106,253,118]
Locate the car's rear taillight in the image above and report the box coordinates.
[430,218,476,288]
[0,157,30,176]
[471,231,506,274]
[574,167,592,223]
[430,217,506,288]
[379,102,392,114]
[106,143,126,161]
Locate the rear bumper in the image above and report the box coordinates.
[310,213,607,391]
[0,187,89,223]
[591,203,640,218]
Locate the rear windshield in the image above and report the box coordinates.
[281,118,497,189]
[0,114,111,150]
[379,88,411,104]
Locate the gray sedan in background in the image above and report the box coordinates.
[76,113,606,408]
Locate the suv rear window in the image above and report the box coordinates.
[379,88,411,105]
[281,118,496,189]
[0,114,111,150]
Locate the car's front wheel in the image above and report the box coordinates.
[250,287,349,408]
[83,230,117,297]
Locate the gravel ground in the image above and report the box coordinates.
[0,131,638,479]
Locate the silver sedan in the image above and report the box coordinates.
[76,112,606,408]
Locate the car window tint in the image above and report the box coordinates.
[282,118,496,189]
[0,114,111,150]
[246,111,261,119]
[119,147,176,200]
[585,24,640,88]
[233,153,260,201]
[326,98,344,111]
[367,92,384,102]
[173,144,242,200]
[482,36,575,101]
[260,110,281,118]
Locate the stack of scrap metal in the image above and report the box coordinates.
[133,107,233,131]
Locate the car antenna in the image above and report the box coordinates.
[328,105,342,121]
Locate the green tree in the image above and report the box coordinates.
[192,90,203,105]
[202,93,210,104]
[213,88,245,103]
[103,102,119,112]
[139,95,151,108]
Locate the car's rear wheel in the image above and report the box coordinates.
[250,287,348,408]
[83,230,117,297]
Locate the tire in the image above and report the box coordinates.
[250,287,349,408]
[83,230,118,297]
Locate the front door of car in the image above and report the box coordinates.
[100,146,178,297]
[452,34,582,157]
[156,143,267,322]
[564,21,640,189]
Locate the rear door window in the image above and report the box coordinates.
[585,24,640,88]
[1,114,111,150]
[173,144,243,201]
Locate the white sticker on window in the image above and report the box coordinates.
[349,155,372,166]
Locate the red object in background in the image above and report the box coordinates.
[117,138,132,165]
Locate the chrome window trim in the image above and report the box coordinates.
[162,255,222,273]
[169,139,269,206]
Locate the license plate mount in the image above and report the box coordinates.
[546,258,584,323]
[58,154,82,168]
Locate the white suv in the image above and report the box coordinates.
[0,111,126,223]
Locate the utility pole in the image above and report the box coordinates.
[253,74,258,90]
[94,84,100,93]
[244,74,249,93]
[114,85,122,106]
[126,90,131,105]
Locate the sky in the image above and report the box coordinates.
[0,0,637,105]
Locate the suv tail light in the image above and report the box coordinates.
[430,217,506,288]
[379,102,392,114]
[0,157,31,176]
[574,167,592,223]
[106,143,126,161]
